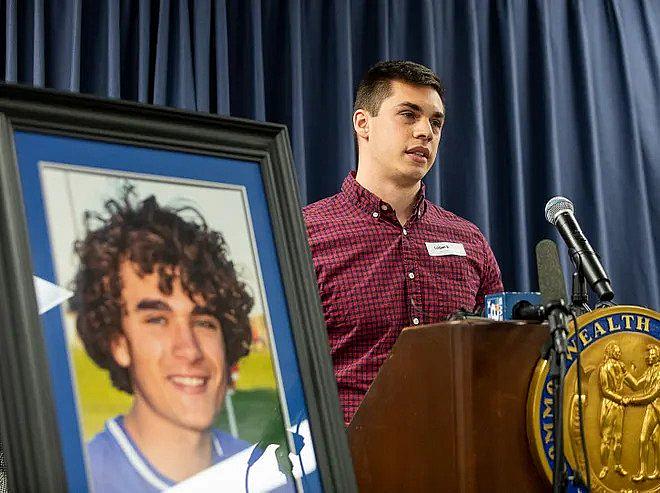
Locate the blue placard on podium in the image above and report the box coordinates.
[485,292,541,321]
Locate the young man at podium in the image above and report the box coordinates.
[303,60,503,426]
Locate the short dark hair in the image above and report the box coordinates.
[72,186,253,393]
[354,60,445,116]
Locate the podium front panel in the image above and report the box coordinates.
[348,320,549,492]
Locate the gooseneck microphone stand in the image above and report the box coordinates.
[570,254,591,317]
[543,300,572,493]
[534,239,577,493]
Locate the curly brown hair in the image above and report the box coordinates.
[72,186,253,394]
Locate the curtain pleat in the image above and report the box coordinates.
[2,0,658,308]
[286,0,307,204]
[193,0,210,112]
[173,0,195,110]
[213,0,230,115]
[69,0,81,91]
[32,0,45,86]
[226,0,264,120]
[153,0,170,106]
[107,0,120,97]
[136,0,149,103]
[466,0,490,237]
[331,0,355,177]
[5,0,16,82]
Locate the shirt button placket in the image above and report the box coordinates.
[409,275,421,326]
[402,225,421,326]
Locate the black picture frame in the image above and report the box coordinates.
[0,84,356,492]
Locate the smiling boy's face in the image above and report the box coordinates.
[111,261,228,432]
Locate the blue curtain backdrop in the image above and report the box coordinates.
[2,0,658,309]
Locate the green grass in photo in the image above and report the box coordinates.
[216,389,287,448]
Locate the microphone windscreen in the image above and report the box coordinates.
[544,196,574,225]
[535,239,568,304]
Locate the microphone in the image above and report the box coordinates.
[510,240,569,321]
[536,239,569,305]
[545,196,614,302]
[511,300,544,321]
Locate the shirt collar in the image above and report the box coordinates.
[341,171,428,220]
[107,416,223,488]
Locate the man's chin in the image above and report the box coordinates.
[176,417,216,433]
[395,167,429,187]
[172,407,219,433]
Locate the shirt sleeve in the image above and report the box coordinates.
[475,233,504,310]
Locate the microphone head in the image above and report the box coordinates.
[545,196,574,225]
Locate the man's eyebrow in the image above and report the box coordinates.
[136,299,171,311]
[191,306,215,316]
[397,101,445,119]
[134,300,216,318]
[396,102,422,112]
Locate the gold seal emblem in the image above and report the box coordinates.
[528,306,660,492]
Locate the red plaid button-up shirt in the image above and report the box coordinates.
[303,172,503,425]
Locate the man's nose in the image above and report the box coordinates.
[172,319,203,362]
[412,118,433,140]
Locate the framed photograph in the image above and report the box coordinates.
[0,85,356,492]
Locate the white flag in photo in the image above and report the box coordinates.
[33,276,73,315]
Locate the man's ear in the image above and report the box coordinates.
[110,333,131,368]
[353,109,370,141]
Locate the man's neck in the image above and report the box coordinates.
[124,405,213,482]
[355,168,421,226]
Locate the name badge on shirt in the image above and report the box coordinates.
[425,242,466,257]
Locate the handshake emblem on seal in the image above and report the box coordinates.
[597,342,660,483]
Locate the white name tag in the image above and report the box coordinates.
[425,242,466,257]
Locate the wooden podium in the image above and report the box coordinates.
[347,320,551,491]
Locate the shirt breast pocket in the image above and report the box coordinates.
[430,255,480,311]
